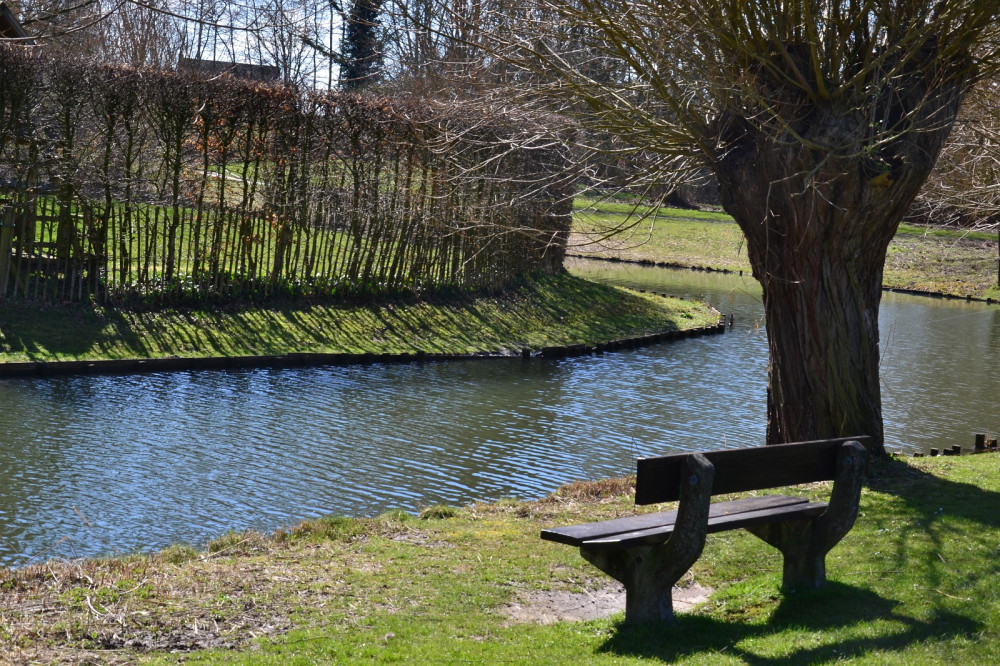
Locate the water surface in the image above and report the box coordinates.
[0,260,996,566]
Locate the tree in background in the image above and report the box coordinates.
[13,0,181,67]
[11,0,338,86]
[484,0,1000,455]
[340,0,382,89]
[248,0,328,85]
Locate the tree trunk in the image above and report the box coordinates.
[719,170,893,455]
[755,232,887,453]
[712,86,965,456]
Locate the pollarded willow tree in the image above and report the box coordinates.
[486,0,1000,455]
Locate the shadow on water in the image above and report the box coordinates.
[599,582,979,664]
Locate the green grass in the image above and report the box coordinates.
[4,454,1000,663]
[573,199,1000,301]
[0,272,720,363]
[574,195,734,222]
[896,222,997,241]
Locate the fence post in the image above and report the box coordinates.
[0,205,13,301]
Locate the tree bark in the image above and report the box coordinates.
[711,75,966,455]
[756,239,886,454]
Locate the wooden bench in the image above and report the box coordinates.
[541,436,869,624]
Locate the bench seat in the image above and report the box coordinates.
[542,495,827,551]
[540,437,869,624]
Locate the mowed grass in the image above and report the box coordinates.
[0,272,719,363]
[3,454,1000,664]
[572,197,1000,300]
[572,197,749,273]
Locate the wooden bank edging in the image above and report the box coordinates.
[0,321,727,379]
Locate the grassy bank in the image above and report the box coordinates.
[0,272,719,363]
[572,197,1000,301]
[3,454,1000,663]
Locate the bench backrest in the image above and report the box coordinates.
[634,436,871,505]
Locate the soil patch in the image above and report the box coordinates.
[503,582,712,624]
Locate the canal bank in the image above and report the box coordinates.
[3,454,1000,665]
[569,201,1000,302]
[0,319,725,378]
[0,271,721,375]
[568,251,1000,307]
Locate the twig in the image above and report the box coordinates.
[934,589,972,601]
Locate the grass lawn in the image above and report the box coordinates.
[572,197,1000,301]
[2,199,997,664]
[0,272,720,363]
[3,454,999,663]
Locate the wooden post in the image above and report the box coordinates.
[976,434,987,452]
[0,205,13,301]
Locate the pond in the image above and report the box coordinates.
[0,259,997,566]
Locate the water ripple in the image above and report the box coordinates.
[0,264,997,565]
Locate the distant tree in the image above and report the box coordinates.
[16,0,181,67]
[908,79,1000,287]
[341,0,383,89]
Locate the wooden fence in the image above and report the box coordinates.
[0,49,574,304]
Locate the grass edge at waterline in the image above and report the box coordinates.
[2,454,999,663]
[571,199,1000,302]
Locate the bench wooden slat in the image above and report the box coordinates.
[538,438,869,624]
[634,436,870,505]
[541,494,809,547]
[580,500,829,551]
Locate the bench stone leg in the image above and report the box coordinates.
[745,440,867,592]
[580,453,715,624]
[745,518,827,591]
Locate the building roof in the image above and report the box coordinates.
[178,57,281,82]
[0,3,31,43]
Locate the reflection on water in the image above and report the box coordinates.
[0,259,997,566]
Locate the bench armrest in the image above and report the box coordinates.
[815,439,867,545]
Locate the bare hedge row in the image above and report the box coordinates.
[0,47,574,304]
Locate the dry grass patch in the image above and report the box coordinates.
[552,476,636,501]
[0,519,421,665]
[1,548,294,663]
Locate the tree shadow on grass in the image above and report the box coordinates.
[598,582,980,664]
[0,303,146,359]
[867,456,1000,525]
[865,456,1000,594]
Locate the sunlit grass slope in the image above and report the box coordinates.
[0,272,719,362]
